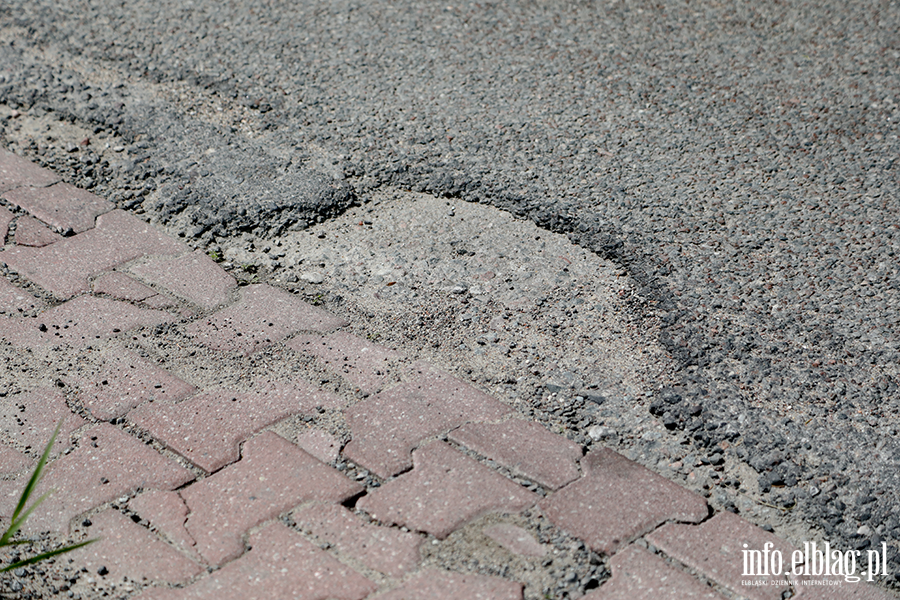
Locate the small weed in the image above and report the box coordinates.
[366,332,382,341]
[207,250,223,262]
[1,422,96,572]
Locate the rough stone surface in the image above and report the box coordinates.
[0,206,13,240]
[0,277,44,315]
[129,489,199,560]
[358,441,537,539]
[69,344,196,420]
[0,149,59,193]
[69,509,203,584]
[0,444,34,477]
[91,272,158,302]
[0,387,85,454]
[13,215,63,247]
[34,295,174,347]
[130,381,342,472]
[293,502,422,577]
[0,423,193,534]
[295,429,341,464]
[449,419,582,490]
[180,431,363,565]
[582,545,726,600]
[343,361,513,478]
[132,522,375,600]
[483,524,547,558]
[371,568,524,600]
[0,209,187,299]
[3,182,112,233]
[185,284,348,355]
[540,448,708,555]
[129,249,236,310]
[288,331,401,393]
[646,512,801,600]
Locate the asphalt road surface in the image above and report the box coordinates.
[1,0,899,585]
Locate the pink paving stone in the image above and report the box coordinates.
[0,149,59,193]
[2,181,112,233]
[92,272,158,301]
[69,509,203,584]
[581,545,726,600]
[357,441,537,539]
[129,250,237,310]
[0,315,45,347]
[371,568,523,600]
[0,443,34,477]
[0,387,85,454]
[483,524,547,557]
[0,423,193,534]
[293,502,422,577]
[296,429,341,464]
[131,380,342,472]
[0,209,187,299]
[132,522,376,600]
[129,490,199,560]
[0,277,44,315]
[288,331,402,393]
[185,284,348,355]
[645,511,795,600]
[13,215,63,247]
[68,343,197,420]
[142,293,178,309]
[181,431,363,566]
[34,295,174,348]
[539,448,708,556]
[449,419,582,490]
[343,361,513,478]
[0,206,13,239]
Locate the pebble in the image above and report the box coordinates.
[300,271,324,284]
[587,425,617,442]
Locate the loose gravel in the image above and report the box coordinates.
[0,0,899,591]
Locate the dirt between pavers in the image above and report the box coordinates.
[0,186,830,599]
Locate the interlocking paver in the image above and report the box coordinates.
[0,209,187,299]
[288,331,402,393]
[296,429,341,464]
[540,447,708,555]
[34,295,174,347]
[0,277,44,315]
[343,361,513,478]
[129,249,237,310]
[129,490,199,560]
[449,419,582,490]
[371,568,524,600]
[185,284,348,355]
[581,545,726,600]
[293,502,422,577]
[68,343,196,420]
[2,181,113,234]
[483,524,546,557]
[13,215,63,247]
[0,149,59,192]
[0,206,14,240]
[0,423,194,534]
[131,380,342,472]
[70,509,203,584]
[92,272,158,301]
[0,444,34,477]
[0,387,85,454]
[180,431,363,565]
[132,522,376,600]
[358,441,537,539]
[645,511,799,600]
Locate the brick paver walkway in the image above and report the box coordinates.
[0,148,895,599]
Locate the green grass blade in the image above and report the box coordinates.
[0,421,61,546]
[0,490,52,546]
[0,539,97,572]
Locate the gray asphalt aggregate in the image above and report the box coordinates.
[1,0,899,584]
